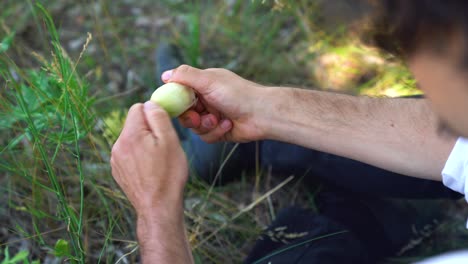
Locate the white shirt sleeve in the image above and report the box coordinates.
[441,137,468,227]
[414,250,468,264]
[442,137,468,198]
[419,141,468,264]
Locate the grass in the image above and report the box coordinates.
[1,3,99,262]
[1,0,467,263]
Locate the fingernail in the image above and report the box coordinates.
[220,120,231,130]
[161,70,173,81]
[144,101,158,111]
[202,117,213,128]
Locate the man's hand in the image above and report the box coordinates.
[162,65,266,143]
[164,65,456,180]
[111,102,193,264]
[111,102,188,211]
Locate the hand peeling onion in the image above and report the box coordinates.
[150,83,197,117]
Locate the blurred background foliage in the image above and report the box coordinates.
[0,0,464,263]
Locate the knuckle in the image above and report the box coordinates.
[128,103,143,113]
[110,156,117,169]
[112,136,131,156]
[207,67,230,76]
[206,67,221,72]
[176,64,192,75]
[111,143,121,159]
[216,68,230,75]
[149,108,170,122]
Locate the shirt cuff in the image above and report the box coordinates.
[441,137,468,228]
[442,137,468,198]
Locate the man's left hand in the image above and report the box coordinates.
[110,101,188,215]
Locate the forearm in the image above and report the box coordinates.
[257,87,457,180]
[136,201,193,264]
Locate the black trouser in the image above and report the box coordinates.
[185,137,460,199]
[183,138,460,263]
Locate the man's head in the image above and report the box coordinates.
[370,0,468,137]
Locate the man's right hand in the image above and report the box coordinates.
[161,65,266,143]
[162,65,456,181]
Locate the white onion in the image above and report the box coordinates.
[150,83,197,117]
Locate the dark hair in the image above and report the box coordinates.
[369,0,468,59]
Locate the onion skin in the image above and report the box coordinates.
[150,83,197,117]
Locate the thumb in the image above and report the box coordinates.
[162,64,214,95]
[143,101,179,142]
[119,103,147,139]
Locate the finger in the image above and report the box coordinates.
[143,101,179,142]
[162,65,215,95]
[194,99,206,113]
[191,114,219,135]
[178,110,201,129]
[187,95,220,121]
[199,96,221,120]
[120,103,147,139]
[199,119,232,143]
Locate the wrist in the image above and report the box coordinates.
[250,85,286,141]
[132,171,187,217]
[136,194,184,221]
[136,198,184,241]
[136,199,191,264]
